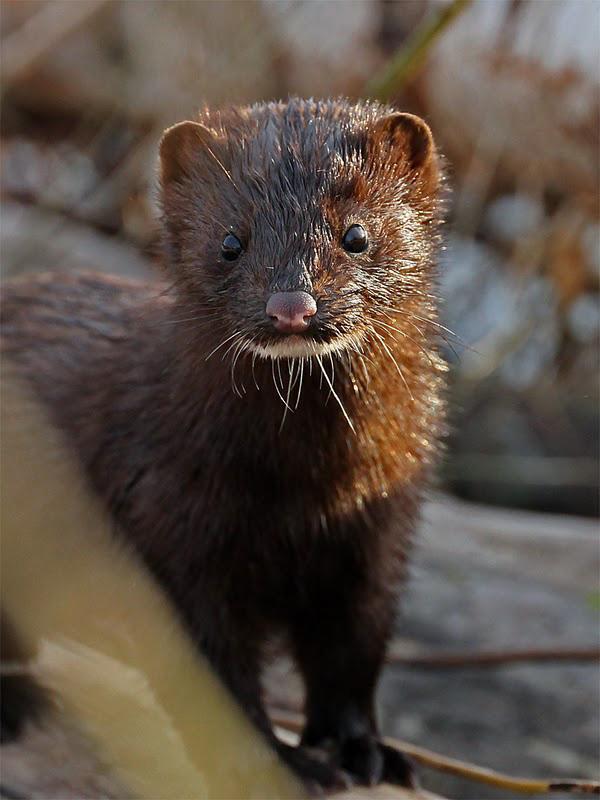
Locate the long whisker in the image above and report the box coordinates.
[294,357,305,410]
[372,319,438,370]
[378,309,426,337]
[316,355,355,433]
[380,305,473,353]
[230,337,247,397]
[205,329,242,361]
[288,356,302,395]
[272,358,292,412]
[251,347,260,391]
[157,308,225,326]
[222,333,245,362]
[279,359,297,432]
[349,339,372,388]
[276,358,286,398]
[375,305,460,359]
[159,316,206,326]
[407,313,463,341]
[371,330,414,401]
[326,352,337,403]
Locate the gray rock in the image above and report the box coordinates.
[378,495,599,799]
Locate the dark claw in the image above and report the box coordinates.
[339,736,418,788]
[340,736,384,786]
[278,735,418,792]
[277,741,352,795]
[380,742,418,788]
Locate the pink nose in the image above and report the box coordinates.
[266,291,317,334]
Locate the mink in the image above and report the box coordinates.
[1,98,446,789]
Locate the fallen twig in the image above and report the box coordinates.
[387,646,600,669]
[383,738,600,797]
[270,709,600,796]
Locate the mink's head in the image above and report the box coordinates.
[159,98,442,361]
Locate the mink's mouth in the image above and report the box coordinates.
[247,331,360,360]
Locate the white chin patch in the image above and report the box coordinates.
[248,334,358,360]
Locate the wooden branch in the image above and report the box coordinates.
[270,709,600,796]
[382,738,600,797]
[387,646,600,669]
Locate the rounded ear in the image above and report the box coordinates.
[159,121,218,185]
[371,112,436,172]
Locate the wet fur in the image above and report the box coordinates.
[1,98,446,786]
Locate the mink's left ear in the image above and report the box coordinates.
[159,120,221,188]
[371,112,438,182]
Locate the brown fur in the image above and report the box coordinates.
[1,98,446,788]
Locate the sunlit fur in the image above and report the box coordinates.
[159,97,447,443]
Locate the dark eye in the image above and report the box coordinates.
[342,224,368,254]
[221,233,243,261]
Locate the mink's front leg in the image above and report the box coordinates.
[291,550,416,788]
[187,594,349,792]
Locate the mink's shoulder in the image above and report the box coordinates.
[1,271,169,346]
[1,271,172,411]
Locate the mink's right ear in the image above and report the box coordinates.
[159,121,217,186]
[372,113,435,173]
[368,112,440,197]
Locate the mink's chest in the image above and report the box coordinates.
[98,397,383,596]
[107,431,387,628]
[110,420,346,545]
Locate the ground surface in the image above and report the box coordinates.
[378,494,599,799]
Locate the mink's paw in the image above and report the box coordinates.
[277,741,352,796]
[339,735,383,786]
[340,736,418,788]
[380,741,418,787]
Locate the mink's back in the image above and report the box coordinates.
[1,272,182,542]
[2,270,164,366]
[2,271,168,422]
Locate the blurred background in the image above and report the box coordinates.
[1,1,598,798]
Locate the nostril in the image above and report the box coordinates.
[266,291,317,334]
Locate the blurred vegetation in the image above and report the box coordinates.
[1,374,304,798]
[1,0,598,515]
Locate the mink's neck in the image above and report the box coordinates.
[148,295,443,498]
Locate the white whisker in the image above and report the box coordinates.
[316,355,355,434]
[371,330,414,401]
[372,318,437,370]
[230,338,247,397]
[279,359,297,432]
[272,358,292,411]
[205,330,242,362]
[251,347,260,391]
[294,358,305,410]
